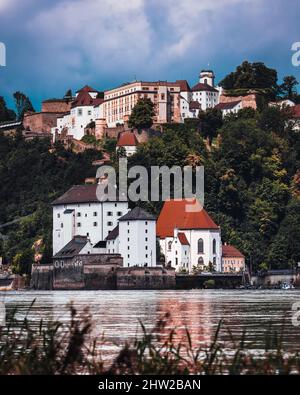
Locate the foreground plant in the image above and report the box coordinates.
[0,305,299,375]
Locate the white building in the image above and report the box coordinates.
[106,207,157,267]
[51,85,104,141]
[157,199,222,273]
[190,70,219,111]
[215,100,243,117]
[52,184,129,255]
[116,131,138,156]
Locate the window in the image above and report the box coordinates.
[78,109,82,116]
[213,239,216,254]
[77,212,81,217]
[145,229,148,234]
[88,110,92,115]
[107,222,113,226]
[145,237,148,242]
[117,211,122,216]
[145,254,148,258]
[175,258,178,265]
[145,246,148,250]
[198,238,204,254]
[93,222,97,227]
[93,212,97,217]
[60,223,63,228]
[77,223,81,227]
[145,221,148,225]
[57,213,60,218]
[128,246,130,250]
[213,257,216,266]
[107,212,113,216]
[168,241,172,251]
[198,257,204,265]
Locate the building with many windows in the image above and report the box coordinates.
[103,81,181,127]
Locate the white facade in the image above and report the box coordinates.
[51,87,105,142]
[159,229,222,273]
[119,218,156,267]
[160,230,190,271]
[52,201,129,255]
[116,145,137,156]
[219,101,243,117]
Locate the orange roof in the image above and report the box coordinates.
[157,199,219,238]
[178,232,190,245]
[117,132,138,147]
[222,244,244,258]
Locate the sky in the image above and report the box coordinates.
[0,0,300,110]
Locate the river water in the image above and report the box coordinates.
[1,289,300,361]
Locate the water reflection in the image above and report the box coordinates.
[1,289,299,360]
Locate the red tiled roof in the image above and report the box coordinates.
[176,80,191,92]
[215,101,241,110]
[52,184,121,205]
[178,232,190,245]
[191,83,218,93]
[76,85,98,93]
[157,199,219,238]
[292,104,300,118]
[189,101,201,110]
[71,91,95,108]
[117,131,138,147]
[222,244,244,258]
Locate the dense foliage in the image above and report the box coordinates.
[0,134,101,271]
[128,98,155,130]
[125,106,300,271]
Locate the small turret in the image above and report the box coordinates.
[199,70,215,87]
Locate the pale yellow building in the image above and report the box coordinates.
[104,81,181,127]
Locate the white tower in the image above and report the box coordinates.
[118,207,157,267]
[199,70,215,87]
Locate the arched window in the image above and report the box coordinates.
[198,238,204,254]
[213,239,216,254]
[168,241,172,251]
[198,257,204,265]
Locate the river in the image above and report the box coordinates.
[1,289,300,361]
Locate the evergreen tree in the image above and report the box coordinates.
[128,98,155,130]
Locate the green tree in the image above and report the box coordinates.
[267,199,300,269]
[11,248,34,275]
[13,91,35,120]
[198,108,223,146]
[219,61,278,99]
[128,98,155,130]
[279,75,298,100]
[0,96,16,122]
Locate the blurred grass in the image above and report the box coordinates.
[0,303,299,375]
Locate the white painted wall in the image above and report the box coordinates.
[159,228,222,273]
[53,201,129,255]
[119,219,156,267]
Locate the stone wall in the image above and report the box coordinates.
[219,93,258,110]
[116,267,176,290]
[31,265,53,290]
[31,263,175,290]
[23,112,66,134]
[42,100,71,113]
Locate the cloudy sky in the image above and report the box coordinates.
[0,0,299,109]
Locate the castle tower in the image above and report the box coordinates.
[199,70,215,87]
